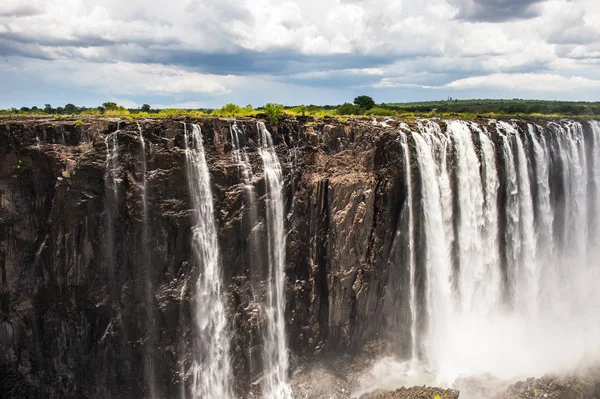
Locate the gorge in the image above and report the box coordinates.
[1,116,599,398]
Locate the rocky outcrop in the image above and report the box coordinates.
[493,371,600,399]
[360,386,460,399]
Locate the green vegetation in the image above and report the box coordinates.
[337,103,363,115]
[354,95,375,110]
[386,98,600,117]
[73,119,83,126]
[365,107,396,116]
[264,103,285,123]
[2,97,600,121]
[12,160,23,171]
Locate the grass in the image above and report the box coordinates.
[2,99,599,121]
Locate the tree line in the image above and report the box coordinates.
[3,97,600,118]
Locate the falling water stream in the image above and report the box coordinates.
[257,122,292,399]
[137,122,157,399]
[184,123,233,399]
[399,132,418,363]
[358,119,600,396]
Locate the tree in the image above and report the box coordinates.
[102,102,118,111]
[264,103,285,123]
[221,103,241,117]
[298,104,308,116]
[64,103,77,114]
[141,104,151,113]
[354,95,375,110]
[44,104,53,114]
[337,102,363,115]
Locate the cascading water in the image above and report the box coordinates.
[104,132,120,259]
[399,132,418,363]
[529,125,554,294]
[257,122,292,399]
[361,119,600,394]
[591,121,600,249]
[513,125,538,314]
[101,130,122,392]
[449,121,488,316]
[412,128,453,371]
[183,123,232,399]
[137,123,157,399]
[231,123,254,188]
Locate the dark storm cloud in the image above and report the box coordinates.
[0,30,181,49]
[451,0,547,22]
[0,38,53,60]
[135,49,396,76]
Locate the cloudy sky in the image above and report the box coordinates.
[1,0,599,108]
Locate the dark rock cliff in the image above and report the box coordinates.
[1,116,596,398]
[0,116,411,398]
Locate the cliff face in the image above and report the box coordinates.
[1,116,598,398]
[0,116,408,398]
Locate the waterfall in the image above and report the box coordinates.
[102,130,121,392]
[497,123,521,303]
[529,125,554,297]
[448,121,488,315]
[231,123,254,187]
[513,126,538,314]
[591,121,600,248]
[104,132,120,255]
[412,127,452,371]
[399,132,418,363]
[184,123,232,399]
[257,122,292,399]
[138,123,157,399]
[474,123,502,308]
[362,119,600,390]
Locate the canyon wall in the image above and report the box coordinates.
[0,116,598,398]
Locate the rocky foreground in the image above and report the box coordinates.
[356,369,600,399]
[360,387,459,399]
[493,370,600,399]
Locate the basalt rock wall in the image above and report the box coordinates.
[0,116,596,398]
[0,116,408,398]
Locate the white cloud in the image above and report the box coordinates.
[15,58,235,95]
[2,0,600,105]
[445,73,600,91]
[293,68,385,80]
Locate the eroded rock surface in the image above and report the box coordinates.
[1,115,598,398]
[359,386,460,399]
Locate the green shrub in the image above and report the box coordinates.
[12,160,23,171]
[220,103,241,117]
[336,103,363,115]
[264,103,285,123]
[365,107,396,116]
[73,119,83,126]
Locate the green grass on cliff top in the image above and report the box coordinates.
[2,99,599,121]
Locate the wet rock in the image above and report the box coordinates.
[493,369,600,399]
[1,115,597,397]
[359,386,459,399]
